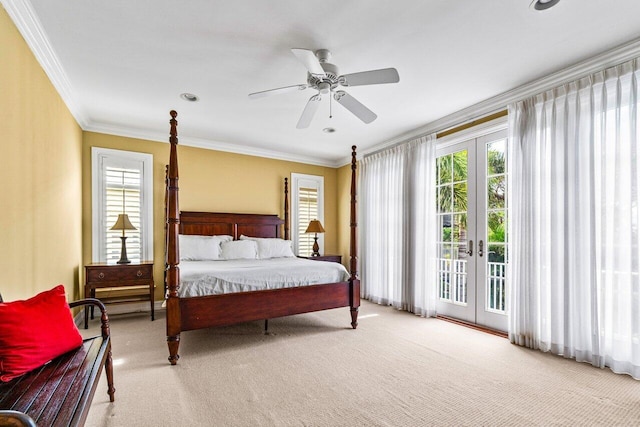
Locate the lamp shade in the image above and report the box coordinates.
[305,219,325,234]
[110,214,137,231]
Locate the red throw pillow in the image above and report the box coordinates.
[0,285,83,382]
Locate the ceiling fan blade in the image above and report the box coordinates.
[341,68,400,87]
[296,94,322,129]
[334,91,377,124]
[248,84,308,99]
[291,48,326,78]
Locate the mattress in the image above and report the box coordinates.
[178,257,351,298]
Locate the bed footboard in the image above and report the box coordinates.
[178,282,352,331]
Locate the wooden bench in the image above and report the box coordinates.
[0,297,115,427]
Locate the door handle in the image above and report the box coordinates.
[478,240,484,257]
[466,240,473,257]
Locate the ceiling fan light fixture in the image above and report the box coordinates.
[180,93,199,102]
[531,0,560,11]
[318,82,331,94]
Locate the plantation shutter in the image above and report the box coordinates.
[297,187,318,257]
[92,147,153,264]
[104,167,142,263]
[290,173,324,256]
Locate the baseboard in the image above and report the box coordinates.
[436,315,507,338]
[100,300,165,316]
[74,301,165,328]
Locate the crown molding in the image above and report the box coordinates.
[2,0,88,127]
[8,0,640,170]
[338,36,640,167]
[84,122,341,168]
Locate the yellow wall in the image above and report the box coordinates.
[2,3,354,304]
[82,132,341,301]
[0,6,83,302]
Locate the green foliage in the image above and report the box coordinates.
[488,224,505,243]
[442,227,451,242]
[487,212,505,243]
[437,151,468,214]
[487,149,505,175]
[437,148,507,252]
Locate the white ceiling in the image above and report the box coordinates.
[6,0,640,166]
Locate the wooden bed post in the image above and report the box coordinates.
[164,164,169,298]
[284,178,289,240]
[350,145,360,329]
[166,110,181,365]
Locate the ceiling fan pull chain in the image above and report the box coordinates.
[329,92,333,119]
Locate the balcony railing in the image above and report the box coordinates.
[438,259,506,313]
[487,262,506,312]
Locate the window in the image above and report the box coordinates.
[291,173,324,256]
[92,148,153,263]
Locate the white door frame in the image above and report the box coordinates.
[435,125,508,332]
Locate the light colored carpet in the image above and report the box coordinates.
[85,301,640,426]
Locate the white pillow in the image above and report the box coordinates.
[179,235,233,261]
[221,240,258,260]
[240,235,295,259]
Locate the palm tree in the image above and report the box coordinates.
[437,152,468,259]
[437,151,468,214]
[486,149,507,263]
[487,150,506,208]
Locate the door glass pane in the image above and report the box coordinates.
[487,176,506,209]
[488,244,506,263]
[487,211,506,243]
[453,182,467,212]
[439,214,452,242]
[453,214,467,243]
[437,150,469,306]
[487,140,506,174]
[438,186,452,213]
[487,257,506,312]
[438,244,452,301]
[437,156,452,184]
[453,244,468,304]
[452,151,468,181]
[485,139,507,314]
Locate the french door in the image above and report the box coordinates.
[435,129,508,331]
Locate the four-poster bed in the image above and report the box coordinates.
[165,110,360,364]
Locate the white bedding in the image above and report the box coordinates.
[178,257,350,298]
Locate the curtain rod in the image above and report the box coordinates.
[436,110,508,139]
[362,109,508,160]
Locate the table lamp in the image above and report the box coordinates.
[305,219,325,257]
[111,214,137,264]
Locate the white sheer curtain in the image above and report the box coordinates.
[360,134,438,316]
[508,58,640,378]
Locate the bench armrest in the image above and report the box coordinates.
[0,410,37,427]
[69,298,111,339]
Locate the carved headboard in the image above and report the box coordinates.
[179,211,284,239]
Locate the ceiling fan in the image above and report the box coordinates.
[248,48,400,129]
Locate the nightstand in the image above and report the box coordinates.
[298,254,342,264]
[84,262,154,329]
